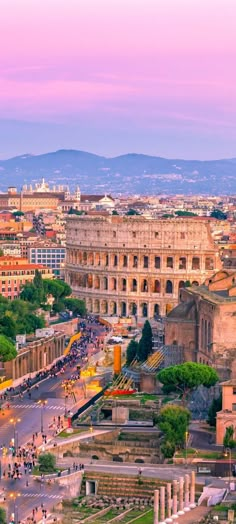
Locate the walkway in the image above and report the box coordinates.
[176,505,211,523]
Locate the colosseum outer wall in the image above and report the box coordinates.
[65,215,221,318]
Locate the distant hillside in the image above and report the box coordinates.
[0,149,235,195]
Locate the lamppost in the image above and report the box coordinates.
[185,431,189,468]
[10,417,21,451]
[38,400,47,433]
[225,447,232,482]
[9,492,20,524]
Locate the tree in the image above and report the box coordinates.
[157,404,191,458]
[158,362,219,403]
[175,211,197,217]
[210,209,227,220]
[126,209,140,216]
[63,298,86,317]
[0,335,17,361]
[137,320,153,361]
[68,208,84,215]
[38,452,56,472]
[0,507,6,524]
[0,315,16,339]
[223,425,236,449]
[43,279,71,300]
[0,248,4,257]
[126,340,139,366]
[207,394,222,427]
[112,210,119,215]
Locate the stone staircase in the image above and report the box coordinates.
[81,472,168,499]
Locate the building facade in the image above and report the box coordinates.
[65,215,221,318]
[165,270,236,373]
[3,332,65,380]
[0,256,53,299]
[28,243,66,277]
[216,380,236,445]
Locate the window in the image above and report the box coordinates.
[233,404,236,411]
[132,279,137,292]
[132,231,136,238]
[133,256,138,268]
[166,280,173,294]
[154,280,160,293]
[155,232,159,238]
[113,255,118,266]
[233,388,236,395]
[180,232,185,239]
[144,256,149,268]
[192,257,200,270]
[113,231,116,238]
[205,257,214,270]
[167,257,173,268]
[155,256,160,269]
[123,255,128,267]
[179,257,186,270]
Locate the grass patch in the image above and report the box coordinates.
[32,466,64,476]
[129,509,153,523]
[57,428,87,438]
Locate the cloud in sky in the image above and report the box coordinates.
[0,0,235,158]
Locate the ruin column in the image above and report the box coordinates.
[178,477,185,515]
[184,474,190,511]
[160,486,165,524]
[190,470,196,508]
[154,489,159,524]
[166,483,173,523]
[172,480,178,519]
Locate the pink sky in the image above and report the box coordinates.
[0,0,235,158]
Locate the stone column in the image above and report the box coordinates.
[166,483,172,523]
[190,470,196,508]
[172,480,178,519]
[160,486,165,524]
[154,489,159,524]
[178,477,185,515]
[184,474,190,511]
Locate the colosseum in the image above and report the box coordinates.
[65,215,221,318]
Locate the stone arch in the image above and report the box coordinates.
[94,275,100,290]
[123,255,128,267]
[87,298,92,312]
[141,302,148,317]
[192,281,199,286]
[82,252,87,265]
[130,302,137,315]
[94,299,100,314]
[91,455,99,460]
[154,304,160,316]
[113,254,118,266]
[94,252,101,266]
[135,458,145,463]
[166,280,173,294]
[87,273,93,288]
[103,276,108,290]
[111,277,117,291]
[111,301,117,315]
[205,257,214,270]
[192,257,200,270]
[88,252,94,265]
[121,302,127,317]
[154,279,160,293]
[101,300,108,314]
[141,279,148,292]
[179,280,185,290]
[131,278,137,292]
[122,278,127,292]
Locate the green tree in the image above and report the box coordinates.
[0,507,7,524]
[175,210,197,217]
[207,394,222,427]
[137,320,153,361]
[0,248,4,257]
[223,425,236,449]
[44,279,71,300]
[63,298,86,317]
[38,452,56,472]
[0,315,16,339]
[126,340,139,365]
[68,208,84,215]
[0,334,17,361]
[210,209,227,220]
[126,209,140,215]
[158,404,191,457]
[158,362,219,403]
[112,210,119,215]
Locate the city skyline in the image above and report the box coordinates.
[0,0,235,160]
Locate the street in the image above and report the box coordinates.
[0,320,107,522]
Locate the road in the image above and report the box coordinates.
[0,320,107,522]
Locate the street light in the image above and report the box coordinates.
[10,417,21,451]
[9,492,20,524]
[225,447,232,482]
[38,400,48,433]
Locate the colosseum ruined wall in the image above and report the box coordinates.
[65,215,221,318]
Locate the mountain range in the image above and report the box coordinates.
[0,149,236,195]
